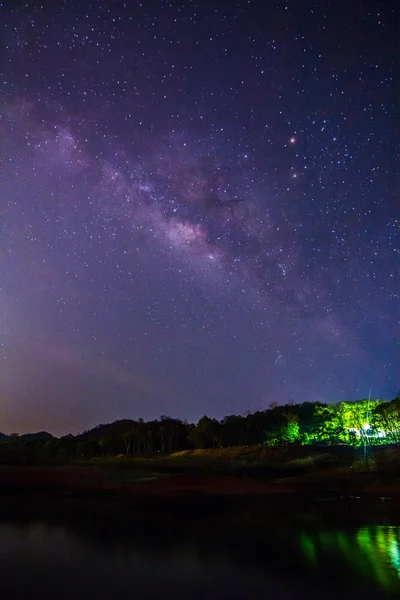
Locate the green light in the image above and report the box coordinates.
[389,540,400,576]
[299,533,317,566]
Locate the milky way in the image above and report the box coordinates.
[1,1,398,434]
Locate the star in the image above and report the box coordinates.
[0,0,396,435]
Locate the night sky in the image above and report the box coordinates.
[1,1,398,435]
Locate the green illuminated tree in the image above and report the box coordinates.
[337,399,383,446]
[312,404,345,444]
[264,408,300,446]
[373,398,400,444]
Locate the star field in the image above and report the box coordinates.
[1,1,398,435]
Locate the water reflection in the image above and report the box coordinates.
[299,526,400,593]
[0,504,399,599]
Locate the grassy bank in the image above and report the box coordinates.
[83,443,397,482]
[1,444,399,504]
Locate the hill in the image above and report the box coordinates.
[18,432,54,441]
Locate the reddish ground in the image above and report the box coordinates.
[0,464,399,501]
[0,466,297,497]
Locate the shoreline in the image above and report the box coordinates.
[1,465,399,525]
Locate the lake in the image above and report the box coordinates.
[0,501,399,599]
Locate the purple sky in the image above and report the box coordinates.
[1,1,398,435]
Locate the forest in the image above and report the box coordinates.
[1,395,399,464]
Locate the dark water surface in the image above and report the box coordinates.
[0,501,399,599]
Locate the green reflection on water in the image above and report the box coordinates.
[300,533,317,566]
[299,525,400,592]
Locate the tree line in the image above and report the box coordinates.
[1,395,399,463]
